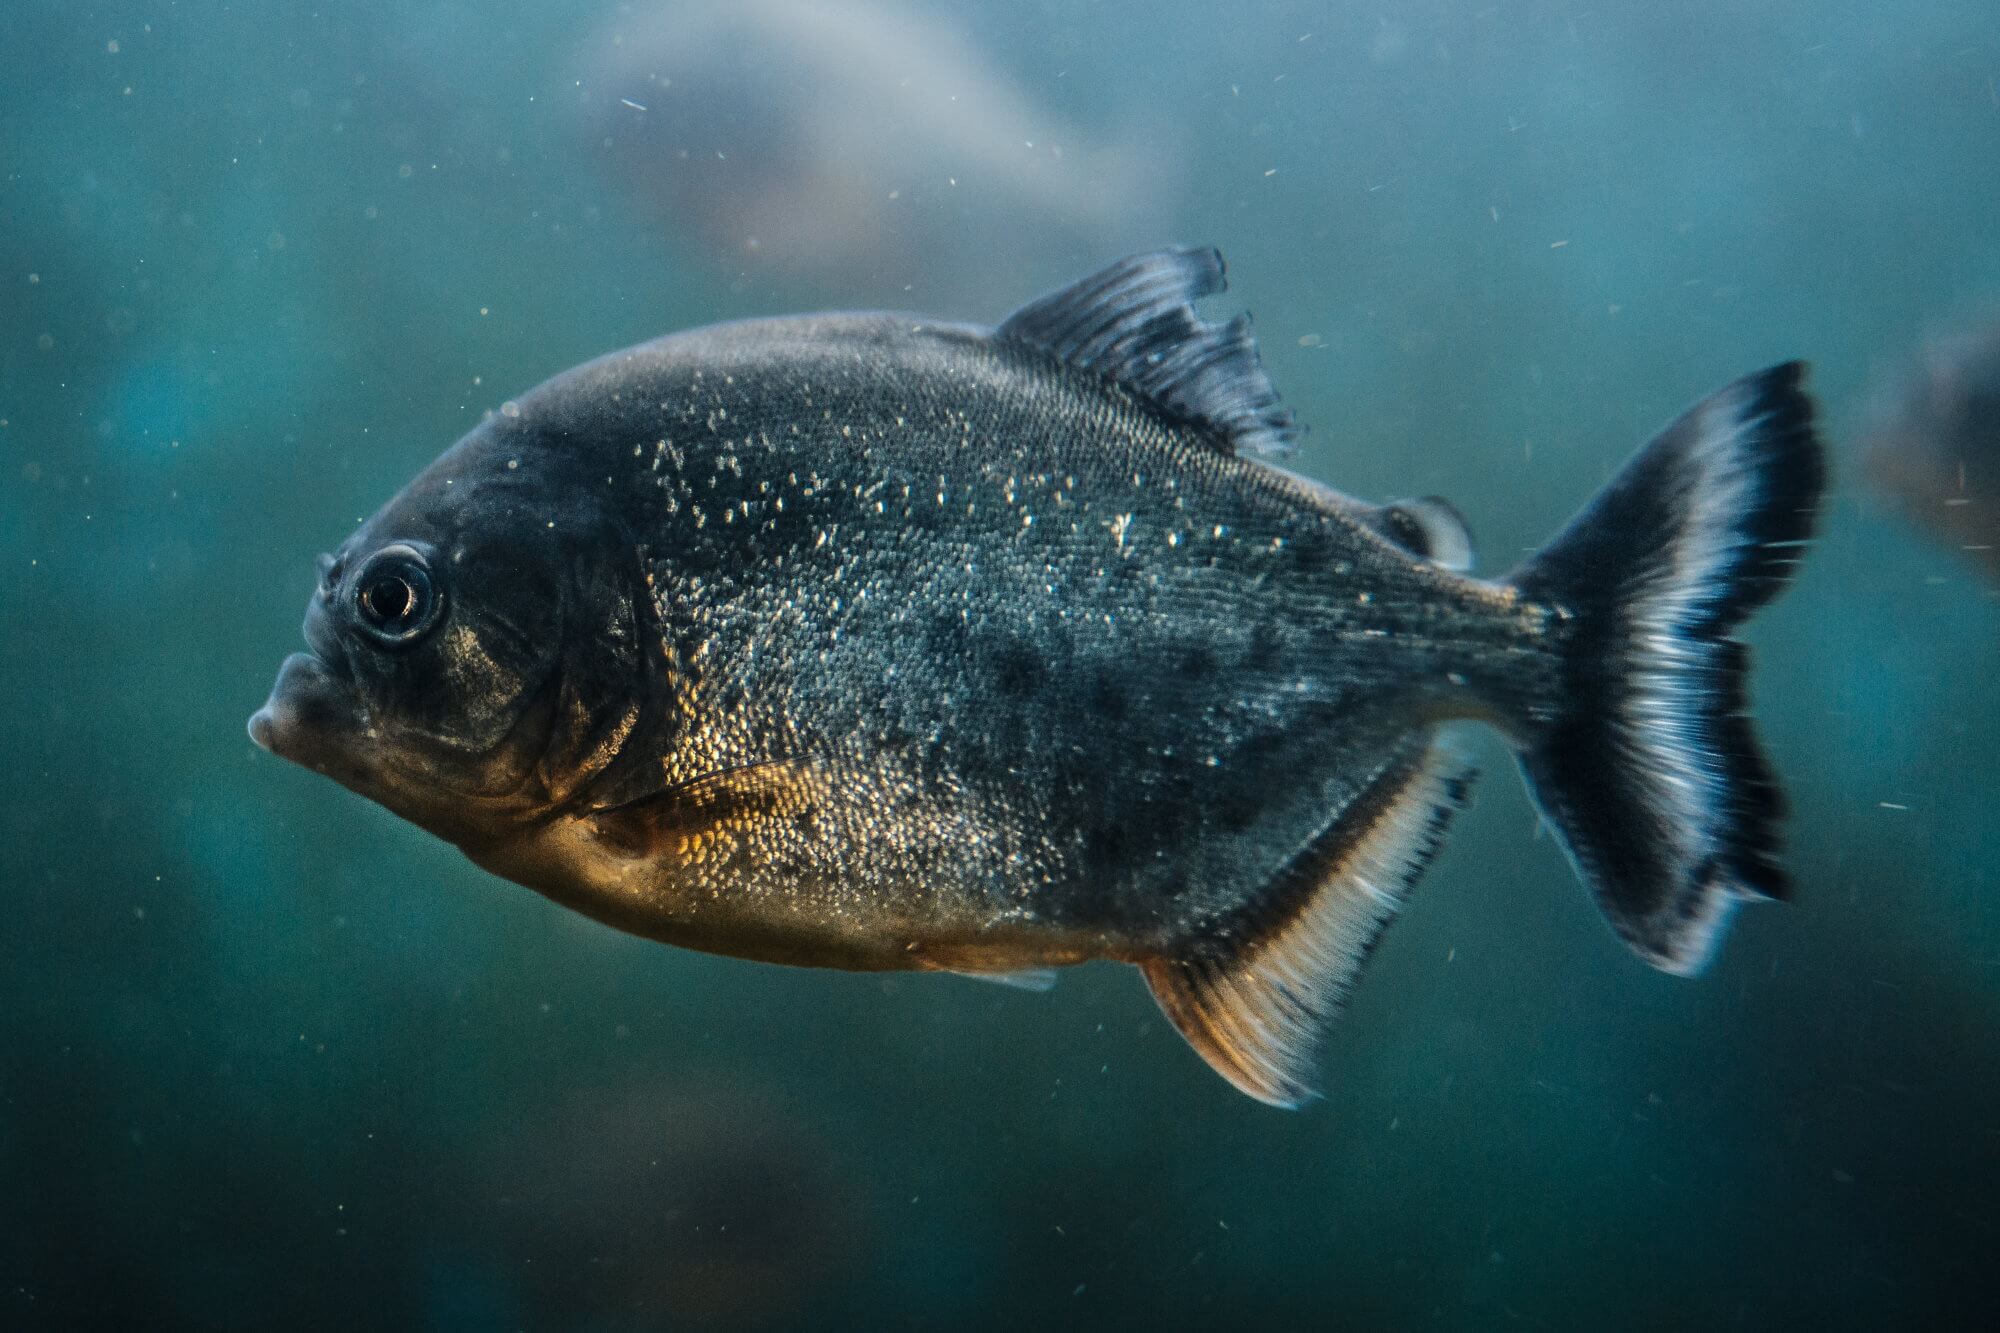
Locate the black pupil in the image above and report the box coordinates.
[360,566,424,630]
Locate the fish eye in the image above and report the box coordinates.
[351,545,442,646]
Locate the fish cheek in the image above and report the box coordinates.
[346,634,530,814]
[351,614,550,813]
[435,622,532,747]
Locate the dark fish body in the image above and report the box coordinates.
[460,312,1545,968]
[252,250,1825,1105]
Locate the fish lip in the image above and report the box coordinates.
[248,651,360,770]
[246,703,278,753]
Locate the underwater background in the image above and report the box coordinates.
[4,0,1998,1327]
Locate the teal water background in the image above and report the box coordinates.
[4,1,1999,1327]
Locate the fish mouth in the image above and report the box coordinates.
[248,652,366,777]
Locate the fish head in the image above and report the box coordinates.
[250,422,647,849]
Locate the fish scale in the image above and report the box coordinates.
[617,327,1468,921]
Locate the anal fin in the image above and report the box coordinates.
[949,968,1058,993]
[1140,740,1475,1108]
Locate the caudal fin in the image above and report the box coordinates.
[1508,363,1825,974]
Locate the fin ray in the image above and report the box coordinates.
[996,248,1299,457]
[1141,741,1476,1108]
[949,968,1058,992]
[1506,362,1825,973]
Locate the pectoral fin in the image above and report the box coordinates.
[1140,738,1475,1108]
[586,757,826,861]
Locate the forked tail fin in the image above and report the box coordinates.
[1507,363,1826,974]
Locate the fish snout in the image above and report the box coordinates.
[248,652,360,769]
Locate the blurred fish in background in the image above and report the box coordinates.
[1861,314,2000,587]
[565,0,1174,310]
[479,1081,861,1328]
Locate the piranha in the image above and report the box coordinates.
[250,249,1824,1107]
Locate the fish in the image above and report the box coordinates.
[565,0,1166,306]
[249,248,1826,1107]
[491,1080,858,1324]
[1861,313,2000,586]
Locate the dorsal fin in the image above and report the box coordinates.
[1139,738,1475,1107]
[997,248,1300,458]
